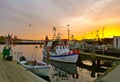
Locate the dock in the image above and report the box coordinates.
[79,51,120,82]
[94,62,120,82]
[0,54,46,82]
[80,51,120,61]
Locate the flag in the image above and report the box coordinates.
[14,35,17,39]
[45,36,49,43]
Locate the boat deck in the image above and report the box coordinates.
[0,54,46,82]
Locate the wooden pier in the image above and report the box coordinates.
[0,54,46,82]
[94,62,120,82]
[80,51,120,61]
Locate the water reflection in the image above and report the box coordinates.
[46,56,110,82]
[76,55,111,78]
[50,60,78,74]
[77,60,107,78]
[49,60,79,82]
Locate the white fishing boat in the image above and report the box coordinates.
[18,57,51,76]
[17,46,51,76]
[43,40,79,63]
[43,35,79,64]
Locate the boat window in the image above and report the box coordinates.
[67,46,68,49]
[57,46,60,49]
[63,46,65,49]
[56,46,58,49]
[60,46,62,49]
[65,46,67,49]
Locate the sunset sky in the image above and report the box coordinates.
[0,0,120,40]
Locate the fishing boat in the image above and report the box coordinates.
[43,39,79,63]
[18,57,51,76]
[17,46,51,76]
[43,27,79,63]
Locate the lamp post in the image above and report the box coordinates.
[67,24,70,40]
[96,30,99,41]
[102,26,105,44]
[102,26,105,55]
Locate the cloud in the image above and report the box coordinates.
[0,0,120,39]
[86,0,120,21]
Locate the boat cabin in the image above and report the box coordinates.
[55,44,69,55]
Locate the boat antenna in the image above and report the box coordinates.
[53,26,56,39]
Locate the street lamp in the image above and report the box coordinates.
[102,26,105,55]
[102,26,105,44]
[67,24,70,40]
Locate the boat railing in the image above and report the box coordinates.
[13,51,23,60]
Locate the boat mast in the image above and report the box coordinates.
[53,26,56,40]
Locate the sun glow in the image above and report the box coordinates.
[77,24,120,40]
[61,15,120,40]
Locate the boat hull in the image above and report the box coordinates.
[18,61,51,76]
[44,54,78,64]
[29,66,50,76]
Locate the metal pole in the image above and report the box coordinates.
[67,24,70,40]
[102,26,105,44]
